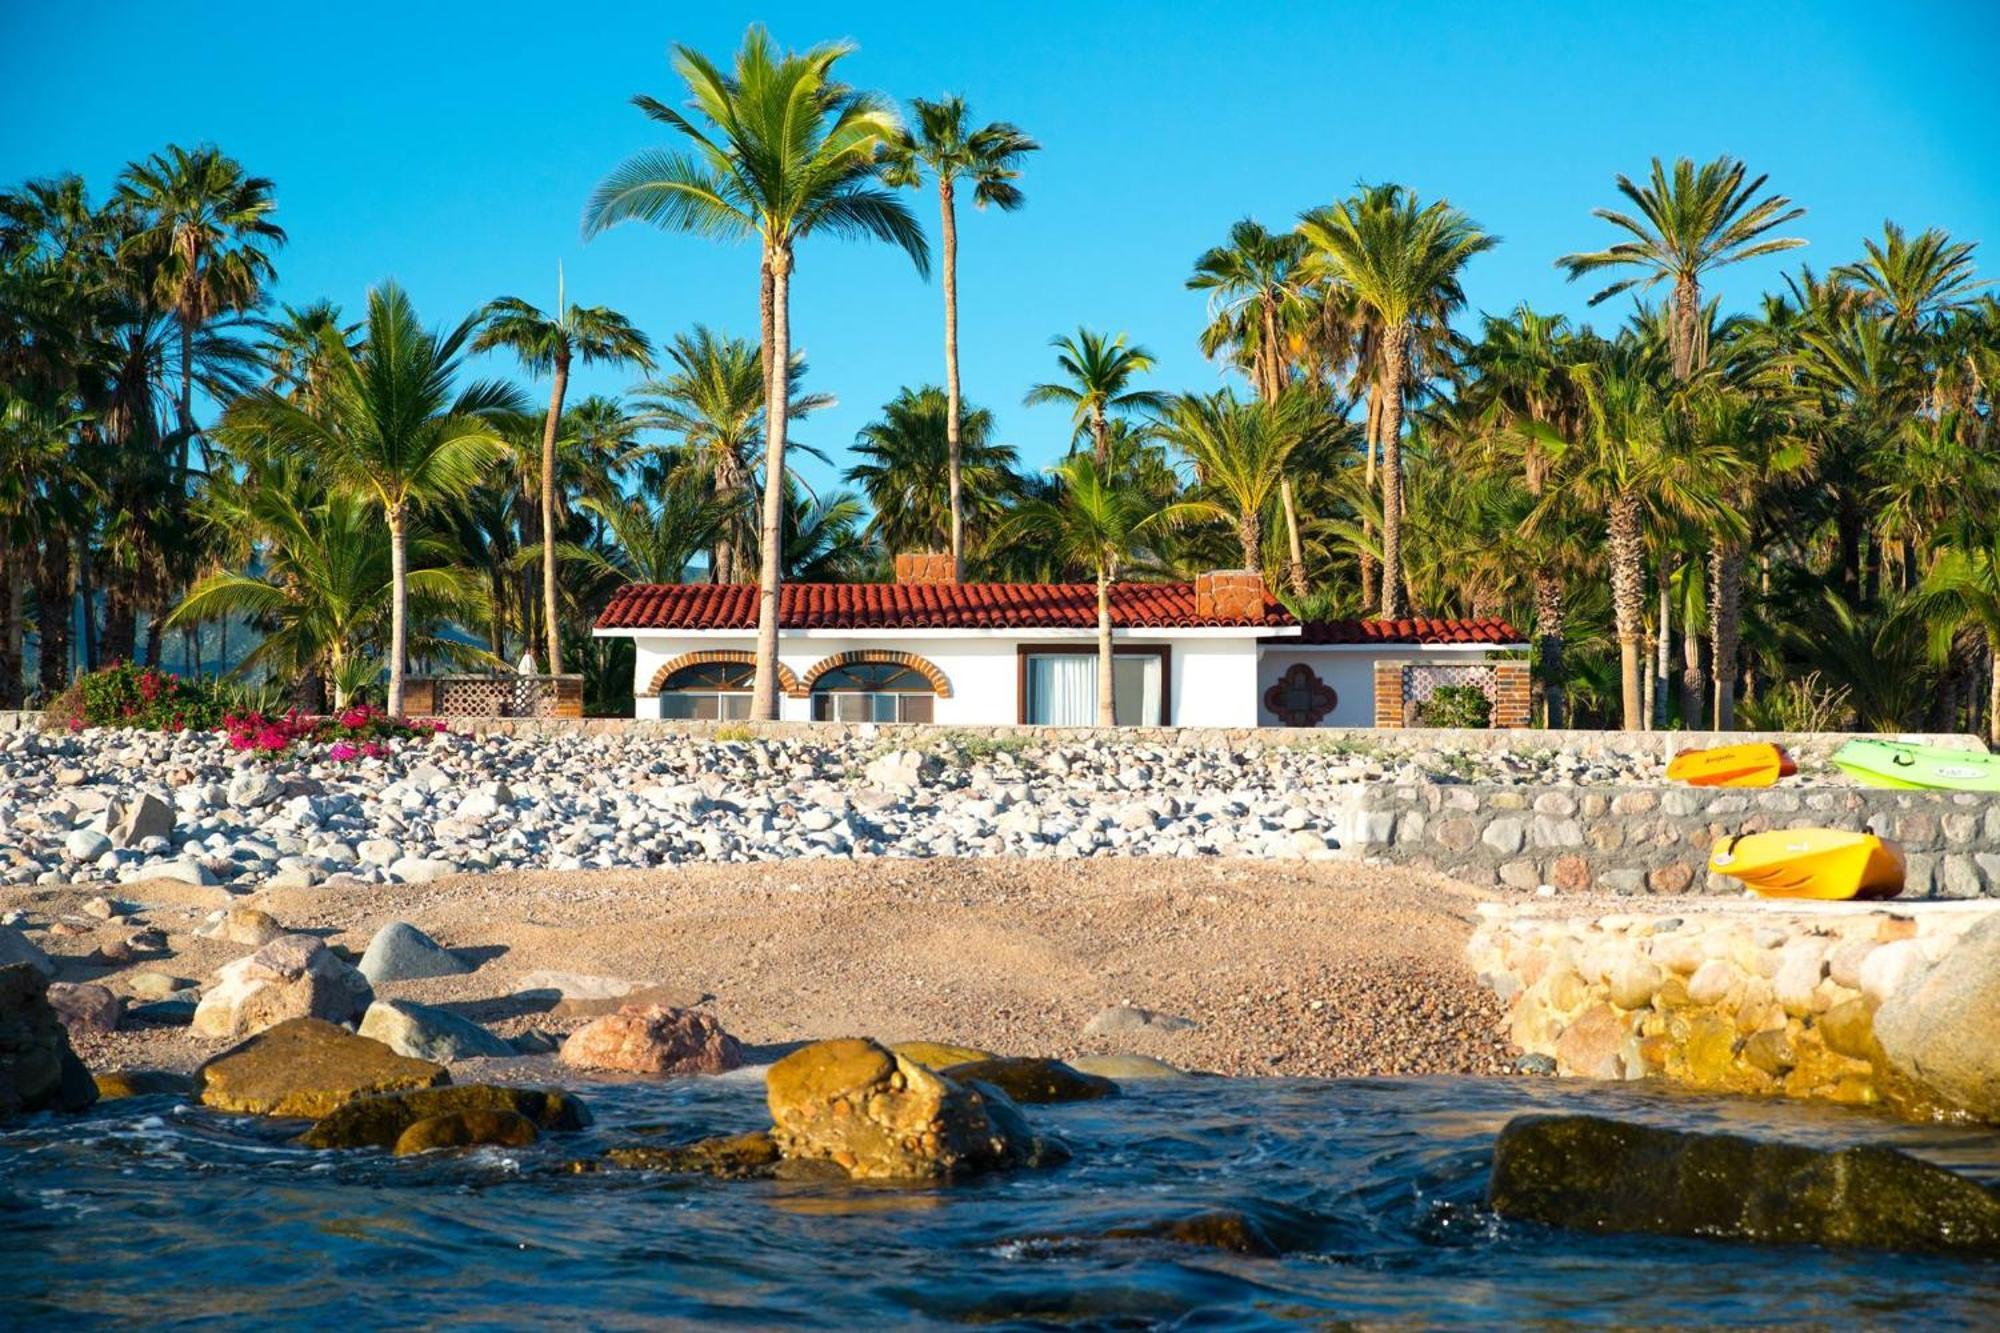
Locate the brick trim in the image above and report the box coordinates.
[642,650,800,699]
[798,649,952,699]
[1373,659,1407,728]
[1492,658,1531,729]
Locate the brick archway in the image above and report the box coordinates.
[643,650,800,698]
[799,649,952,699]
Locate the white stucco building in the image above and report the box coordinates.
[593,563,1528,730]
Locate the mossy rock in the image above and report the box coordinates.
[943,1057,1119,1104]
[1489,1113,2000,1255]
[301,1083,591,1150]
[392,1109,539,1156]
[891,1040,998,1070]
[195,1018,448,1118]
[604,1131,782,1178]
[1103,1210,1282,1257]
[94,1069,195,1101]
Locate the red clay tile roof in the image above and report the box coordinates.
[596,582,1522,645]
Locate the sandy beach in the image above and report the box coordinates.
[5,858,1514,1080]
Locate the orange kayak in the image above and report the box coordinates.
[1667,742,1796,788]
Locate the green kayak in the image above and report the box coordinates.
[1832,738,2000,791]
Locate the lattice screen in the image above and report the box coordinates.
[1402,663,1500,727]
[418,675,581,718]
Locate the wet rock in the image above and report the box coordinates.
[0,963,97,1119]
[1068,1053,1187,1081]
[301,1083,590,1150]
[765,1037,1053,1181]
[94,1069,195,1100]
[356,922,469,985]
[1083,1005,1195,1037]
[1102,1210,1282,1257]
[0,926,54,978]
[891,1040,998,1070]
[943,1057,1119,1104]
[603,1130,782,1178]
[195,1018,448,1118]
[1871,914,2000,1122]
[46,981,123,1034]
[358,998,515,1063]
[392,1109,538,1155]
[559,1005,743,1075]
[1489,1113,2000,1255]
[192,934,373,1039]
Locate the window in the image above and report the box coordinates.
[657,660,753,720]
[809,661,937,723]
[1020,649,1166,726]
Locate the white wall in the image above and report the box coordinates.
[1255,646,1514,728]
[622,632,1264,726]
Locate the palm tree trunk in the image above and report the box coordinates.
[1989,631,1999,749]
[1359,385,1380,607]
[387,503,409,717]
[1680,621,1706,731]
[1096,572,1115,727]
[1237,511,1263,576]
[177,319,197,486]
[1709,541,1742,729]
[1377,327,1409,620]
[1534,569,1565,729]
[751,245,792,722]
[1609,490,1645,730]
[1279,477,1308,596]
[35,543,72,697]
[1091,404,1110,474]
[940,179,965,579]
[0,557,20,709]
[540,354,570,674]
[1655,561,1672,729]
[1671,276,1700,381]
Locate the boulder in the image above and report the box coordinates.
[387,857,456,885]
[1068,1053,1187,1081]
[226,770,283,809]
[1489,1113,2000,1256]
[46,981,123,1034]
[64,828,112,861]
[195,1018,448,1117]
[942,1057,1119,1104]
[192,934,373,1039]
[358,999,514,1063]
[891,1040,998,1070]
[356,922,470,985]
[559,1005,742,1075]
[765,1037,1053,1181]
[602,1131,782,1178]
[1871,914,2000,1121]
[94,1069,195,1100]
[301,1083,590,1150]
[219,907,284,947]
[392,1110,539,1156]
[113,792,175,847]
[0,963,97,1119]
[548,983,707,1019]
[0,925,54,978]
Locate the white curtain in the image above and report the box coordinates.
[1114,655,1161,726]
[1027,654,1097,726]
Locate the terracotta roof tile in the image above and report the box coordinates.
[1285,617,1522,646]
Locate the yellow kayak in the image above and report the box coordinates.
[1707,829,1905,901]
[1667,742,1796,788]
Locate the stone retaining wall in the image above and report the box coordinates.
[1334,781,2000,899]
[1467,899,2000,1123]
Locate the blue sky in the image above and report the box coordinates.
[5,1,1998,497]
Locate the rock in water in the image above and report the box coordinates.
[392,1110,539,1155]
[195,1018,448,1118]
[891,1040,998,1070]
[1872,914,2000,1122]
[94,1069,196,1101]
[356,922,470,985]
[559,1005,743,1075]
[0,963,97,1119]
[942,1057,1119,1104]
[1489,1114,2000,1256]
[602,1131,782,1178]
[192,935,373,1039]
[765,1037,1054,1181]
[301,1084,590,1150]
[358,999,514,1063]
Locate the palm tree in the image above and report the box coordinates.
[1298,185,1495,618]
[1024,328,1167,472]
[1001,455,1174,725]
[257,300,360,407]
[1836,222,1985,336]
[1910,528,2000,744]
[847,385,1019,557]
[585,26,928,719]
[884,97,1038,579]
[1156,389,1311,574]
[1187,219,1316,592]
[220,281,522,714]
[572,489,730,586]
[113,145,286,481]
[1557,156,1805,381]
[474,277,653,674]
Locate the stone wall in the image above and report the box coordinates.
[1467,899,2000,1123]
[1333,781,2000,899]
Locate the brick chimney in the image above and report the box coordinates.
[894,551,957,586]
[1194,569,1267,620]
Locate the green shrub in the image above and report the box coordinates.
[1417,683,1493,729]
[42,662,228,733]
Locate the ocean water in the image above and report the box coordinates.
[2,1074,1995,1329]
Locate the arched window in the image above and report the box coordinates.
[658,660,754,720]
[810,660,937,723]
